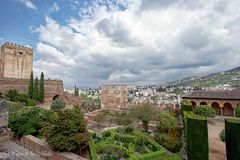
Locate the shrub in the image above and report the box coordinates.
[15,93,28,103]
[5,89,18,101]
[187,116,208,160]
[50,99,65,111]
[235,105,240,117]
[154,132,181,153]
[180,100,193,112]
[157,111,177,132]
[9,105,55,137]
[225,118,240,160]
[26,99,37,106]
[194,105,216,117]
[219,129,225,142]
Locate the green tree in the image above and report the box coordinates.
[154,111,181,152]
[235,104,240,117]
[157,111,178,133]
[194,105,216,117]
[41,106,89,154]
[39,72,44,102]
[129,103,158,132]
[32,77,39,101]
[28,70,33,98]
[74,86,79,96]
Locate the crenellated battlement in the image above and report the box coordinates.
[1,42,33,52]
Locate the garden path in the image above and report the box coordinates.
[208,118,226,160]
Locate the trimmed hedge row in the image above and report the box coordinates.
[181,100,193,112]
[225,118,240,160]
[186,115,208,160]
[89,128,180,160]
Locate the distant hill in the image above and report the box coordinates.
[165,66,240,88]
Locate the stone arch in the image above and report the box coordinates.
[200,101,207,105]
[191,101,197,108]
[223,102,234,116]
[211,102,221,116]
[52,95,60,101]
[237,103,240,108]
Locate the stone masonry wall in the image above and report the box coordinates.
[0,78,64,103]
[0,99,9,152]
[0,42,33,79]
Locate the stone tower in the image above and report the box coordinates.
[101,84,128,109]
[0,42,33,79]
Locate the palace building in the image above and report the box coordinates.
[182,89,240,117]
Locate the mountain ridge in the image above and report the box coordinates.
[165,66,240,88]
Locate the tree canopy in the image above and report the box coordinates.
[41,106,89,154]
[129,103,159,132]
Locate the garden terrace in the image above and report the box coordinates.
[89,127,182,160]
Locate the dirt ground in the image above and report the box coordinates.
[208,118,226,160]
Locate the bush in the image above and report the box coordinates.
[219,129,225,142]
[26,99,37,106]
[225,118,240,160]
[154,132,181,153]
[194,105,216,117]
[157,111,177,132]
[235,105,240,117]
[50,99,65,111]
[9,105,55,137]
[181,100,193,112]
[187,116,208,160]
[15,93,28,103]
[5,89,18,101]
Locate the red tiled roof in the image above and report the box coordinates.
[182,89,240,100]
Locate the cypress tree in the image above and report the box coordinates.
[74,86,79,96]
[33,77,39,101]
[39,72,44,102]
[28,70,33,98]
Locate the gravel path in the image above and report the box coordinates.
[208,118,226,160]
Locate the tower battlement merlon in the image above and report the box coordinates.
[1,42,33,53]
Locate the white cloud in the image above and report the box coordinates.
[34,0,240,87]
[18,0,37,10]
[50,2,60,12]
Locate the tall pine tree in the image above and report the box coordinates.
[28,70,33,98]
[39,72,44,102]
[33,77,39,101]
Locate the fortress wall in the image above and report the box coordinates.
[0,78,64,103]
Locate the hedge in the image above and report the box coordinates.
[138,150,168,160]
[225,118,240,160]
[187,115,208,160]
[89,138,98,160]
[181,100,193,112]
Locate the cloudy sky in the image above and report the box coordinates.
[0,0,240,88]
